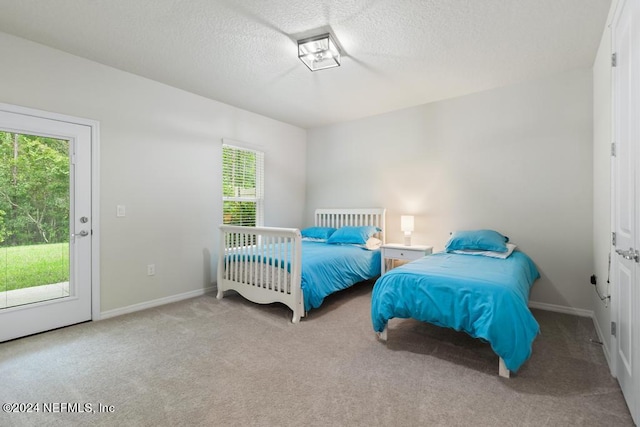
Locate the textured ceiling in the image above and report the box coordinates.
[0,0,611,128]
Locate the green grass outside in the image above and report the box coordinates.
[0,243,69,291]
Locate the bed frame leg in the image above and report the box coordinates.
[498,358,510,378]
[216,289,224,300]
[376,325,388,342]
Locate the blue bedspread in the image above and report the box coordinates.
[301,241,380,311]
[371,251,540,372]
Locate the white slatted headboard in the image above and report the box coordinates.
[315,208,386,243]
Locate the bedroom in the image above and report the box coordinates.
[0,0,637,425]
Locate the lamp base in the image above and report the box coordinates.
[404,234,412,246]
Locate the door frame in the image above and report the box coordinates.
[0,102,101,321]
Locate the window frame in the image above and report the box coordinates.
[221,141,264,227]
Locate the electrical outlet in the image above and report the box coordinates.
[147,264,155,276]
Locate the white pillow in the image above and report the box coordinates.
[364,237,382,251]
[452,242,517,259]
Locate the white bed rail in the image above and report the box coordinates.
[217,225,303,323]
[316,208,386,243]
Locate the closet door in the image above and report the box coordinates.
[612,0,639,423]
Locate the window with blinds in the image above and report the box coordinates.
[222,144,264,227]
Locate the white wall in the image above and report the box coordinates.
[592,0,618,365]
[306,68,594,311]
[0,32,306,313]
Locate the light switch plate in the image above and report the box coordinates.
[116,205,126,217]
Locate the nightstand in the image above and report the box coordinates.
[381,243,433,274]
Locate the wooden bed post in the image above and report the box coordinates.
[498,358,510,378]
[290,232,303,323]
[376,325,388,342]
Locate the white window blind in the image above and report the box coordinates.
[222,144,264,227]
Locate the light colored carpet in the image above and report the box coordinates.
[0,281,634,426]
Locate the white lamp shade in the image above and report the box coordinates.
[400,215,414,232]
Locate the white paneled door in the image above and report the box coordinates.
[612,0,640,424]
[0,105,97,342]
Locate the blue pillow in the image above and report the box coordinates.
[300,226,337,241]
[444,229,509,253]
[327,226,381,245]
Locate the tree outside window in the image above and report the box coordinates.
[0,131,69,246]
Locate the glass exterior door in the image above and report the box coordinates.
[0,132,70,309]
[0,107,93,342]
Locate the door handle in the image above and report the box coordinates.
[72,230,89,238]
[615,247,639,262]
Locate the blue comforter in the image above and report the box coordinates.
[301,241,380,311]
[371,251,540,372]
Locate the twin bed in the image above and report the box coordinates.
[217,212,539,377]
[372,229,540,377]
[372,249,539,377]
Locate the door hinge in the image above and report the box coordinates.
[611,142,616,157]
[612,232,617,246]
[612,52,617,67]
[611,321,617,336]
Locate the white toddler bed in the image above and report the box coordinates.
[217,208,386,323]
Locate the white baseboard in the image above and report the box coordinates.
[528,300,594,318]
[99,286,216,320]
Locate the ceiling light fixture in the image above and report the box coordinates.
[297,33,341,71]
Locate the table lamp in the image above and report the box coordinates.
[401,215,414,246]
